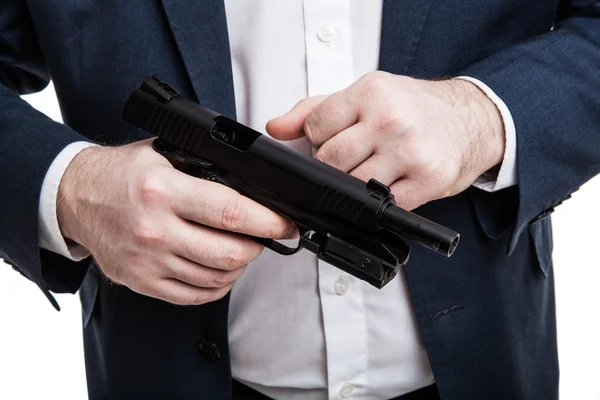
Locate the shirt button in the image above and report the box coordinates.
[317,26,337,42]
[339,383,355,398]
[333,276,350,296]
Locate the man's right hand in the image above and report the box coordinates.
[56,139,296,305]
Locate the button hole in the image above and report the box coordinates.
[434,302,464,319]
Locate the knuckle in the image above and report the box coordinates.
[138,282,162,301]
[440,186,453,199]
[220,196,247,231]
[401,135,419,157]
[408,148,431,169]
[214,285,233,301]
[318,141,350,167]
[418,155,445,181]
[167,295,188,306]
[428,171,447,193]
[361,71,391,97]
[266,218,286,239]
[303,116,320,145]
[409,161,438,189]
[210,271,231,288]
[131,221,163,245]
[138,172,166,204]
[432,165,456,198]
[378,110,405,133]
[316,150,334,168]
[162,288,201,306]
[191,291,211,305]
[313,149,326,163]
[392,185,421,211]
[295,97,312,110]
[224,247,248,270]
[184,266,206,287]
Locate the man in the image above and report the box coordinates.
[1,0,598,399]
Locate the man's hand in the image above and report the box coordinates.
[57,139,296,305]
[267,71,505,211]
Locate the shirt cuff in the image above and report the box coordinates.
[457,76,518,192]
[39,142,98,261]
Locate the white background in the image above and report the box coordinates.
[0,84,599,399]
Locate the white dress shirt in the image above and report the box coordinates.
[38,1,517,399]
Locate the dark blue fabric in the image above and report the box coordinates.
[1,0,598,399]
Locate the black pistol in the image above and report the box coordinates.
[122,75,459,289]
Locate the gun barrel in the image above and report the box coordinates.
[381,205,459,257]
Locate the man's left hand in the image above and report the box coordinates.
[267,72,505,210]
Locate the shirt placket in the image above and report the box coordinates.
[302,1,368,399]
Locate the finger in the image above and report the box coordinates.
[170,174,295,239]
[150,278,232,306]
[388,179,431,211]
[301,89,360,146]
[266,95,328,141]
[314,123,374,172]
[170,220,264,271]
[165,254,247,288]
[348,154,404,186]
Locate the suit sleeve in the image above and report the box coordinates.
[459,1,600,253]
[0,1,92,308]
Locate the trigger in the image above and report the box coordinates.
[251,237,302,256]
[250,225,310,256]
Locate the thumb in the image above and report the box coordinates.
[266,95,327,140]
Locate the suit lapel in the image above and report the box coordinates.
[379,0,435,76]
[160,0,236,119]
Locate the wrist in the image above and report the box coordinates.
[56,145,112,247]
[451,78,506,175]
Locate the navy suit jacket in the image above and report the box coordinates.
[1,1,599,399]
